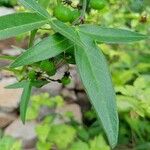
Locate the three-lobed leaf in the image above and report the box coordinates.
[79,24,148,43]
[0,12,48,40]
[10,33,73,68]
[75,33,119,148]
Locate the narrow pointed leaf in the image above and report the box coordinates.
[0,55,16,61]
[5,80,27,89]
[50,20,83,47]
[5,80,48,89]
[5,80,32,123]
[19,0,50,18]
[79,24,148,43]
[20,81,32,123]
[10,33,72,68]
[75,33,119,148]
[0,12,48,40]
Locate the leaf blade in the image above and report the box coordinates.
[0,55,16,61]
[38,0,51,8]
[50,20,83,47]
[75,33,119,148]
[79,24,148,43]
[20,81,32,123]
[19,0,50,18]
[0,12,48,40]
[5,80,27,89]
[5,80,32,123]
[10,33,73,68]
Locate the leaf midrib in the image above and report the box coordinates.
[19,0,49,18]
[50,21,84,48]
[11,36,72,67]
[80,30,147,40]
[76,38,116,141]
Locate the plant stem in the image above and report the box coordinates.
[28,29,37,48]
[73,0,87,25]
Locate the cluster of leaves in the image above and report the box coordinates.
[26,93,111,150]
[0,0,149,148]
[1,85,150,150]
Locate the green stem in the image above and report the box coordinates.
[73,0,87,25]
[28,29,38,48]
[81,0,87,18]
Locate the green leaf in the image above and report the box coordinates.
[50,20,83,47]
[70,141,89,150]
[48,124,76,149]
[0,55,16,61]
[10,33,72,68]
[5,80,27,89]
[38,0,50,8]
[36,124,51,143]
[75,33,119,148]
[19,0,50,18]
[6,80,32,123]
[90,134,110,150]
[20,81,32,123]
[0,12,48,40]
[79,25,148,43]
[5,80,48,89]
[31,80,49,88]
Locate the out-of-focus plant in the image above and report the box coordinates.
[26,93,110,150]
[0,0,17,7]
[0,135,22,150]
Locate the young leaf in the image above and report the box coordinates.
[50,20,83,47]
[20,81,32,123]
[10,34,73,68]
[75,33,119,148]
[19,0,50,18]
[0,12,48,40]
[79,24,148,43]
